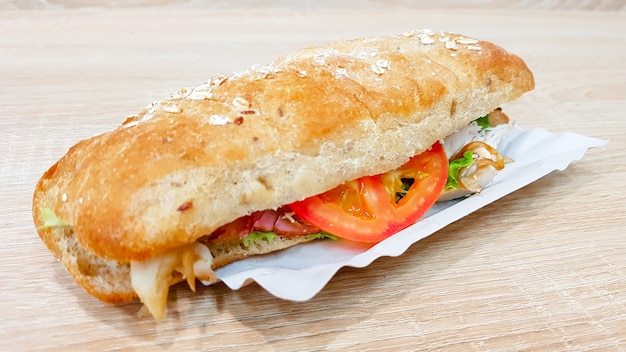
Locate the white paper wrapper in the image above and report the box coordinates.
[213,126,607,301]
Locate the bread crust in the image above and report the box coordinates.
[33,30,534,302]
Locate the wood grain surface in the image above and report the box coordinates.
[1,3,625,351]
[3,0,626,11]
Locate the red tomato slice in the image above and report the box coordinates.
[289,143,448,243]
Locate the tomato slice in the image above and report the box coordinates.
[289,143,448,242]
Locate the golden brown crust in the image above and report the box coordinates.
[33,30,534,301]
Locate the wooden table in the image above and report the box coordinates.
[1,3,625,351]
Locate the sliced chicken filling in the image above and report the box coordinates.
[129,207,320,321]
[439,108,512,201]
[130,242,216,321]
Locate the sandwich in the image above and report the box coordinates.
[32,29,534,320]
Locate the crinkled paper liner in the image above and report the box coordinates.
[213,126,608,301]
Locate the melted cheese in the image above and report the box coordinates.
[130,242,216,321]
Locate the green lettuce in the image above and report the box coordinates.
[445,151,474,191]
[242,231,278,247]
[305,232,338,241]
[37,207,69,230]
[241,230,338,247]
[474,114,491,130]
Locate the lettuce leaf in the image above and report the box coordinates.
[445,151,474,191]
[241,231,338,247]
[474,114,491,130]
[305,232,338,241]
[37,207,69,230]
[242,231,278,247]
